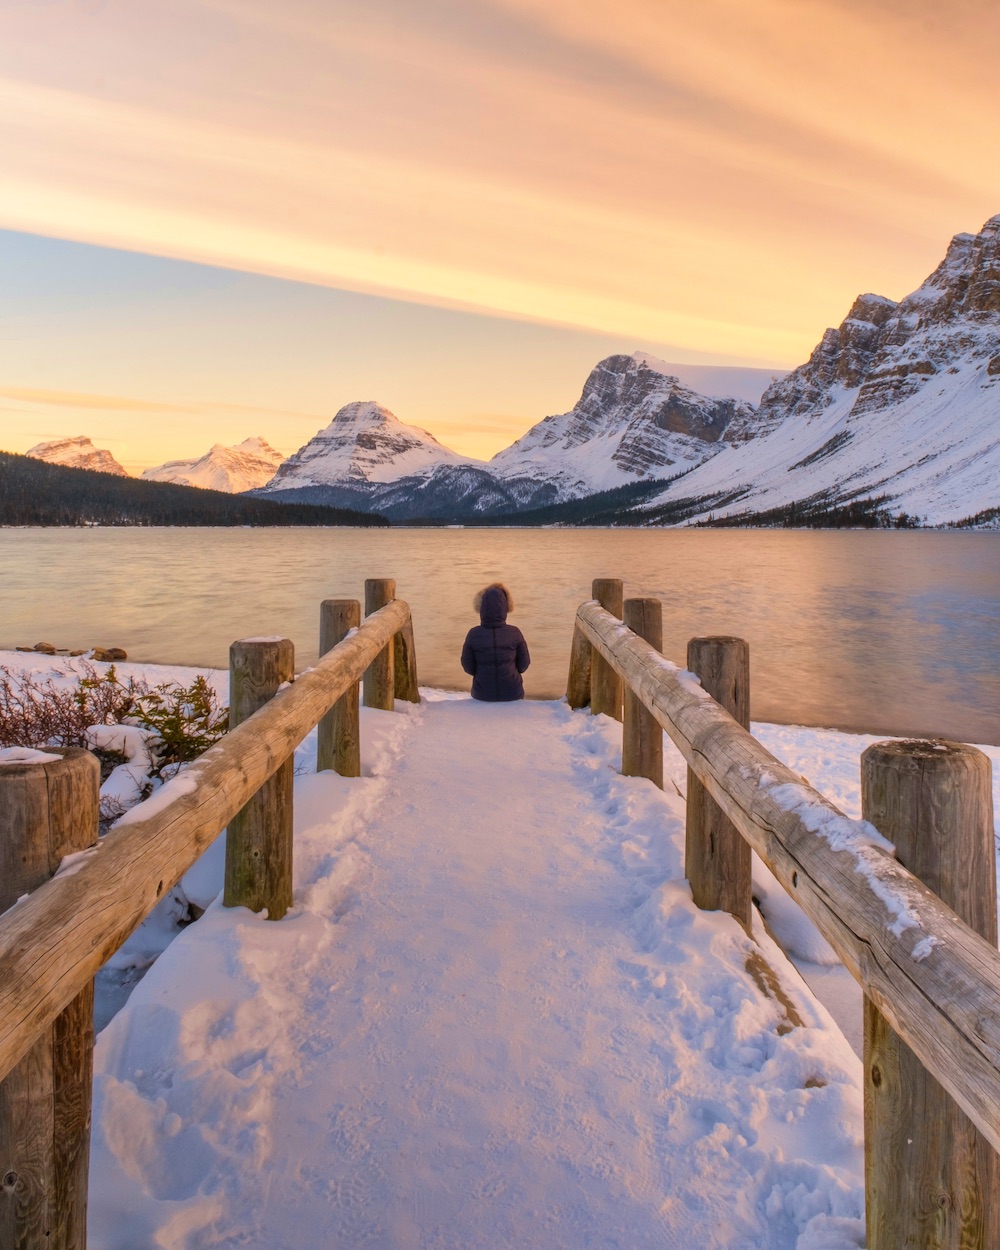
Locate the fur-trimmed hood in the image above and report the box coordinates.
[473,583,514,614]
[474,582,513,626]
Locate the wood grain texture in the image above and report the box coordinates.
[0,598,410,1085]
[862,740,999,1250]
[574,599,1000,1157]
[317,600,361,777]
[621,599,663,787]
[590,579,623,721]
[51,982,93,1250]
[393,615,420,704]
[363,578,396,711]
[0,749,98,1250]
[685,637,752,931]
[224,638,295,920]
[565,623,592,709]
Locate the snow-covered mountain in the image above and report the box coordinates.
[258,360,759,518]
[142,437,283,493]
[26,435,128,477]
[636,214,1000,526]
[262,402,470,491]
[490,353,757,500]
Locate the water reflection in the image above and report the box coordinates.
[1,528,998,744]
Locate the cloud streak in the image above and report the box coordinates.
[0,0,996,366]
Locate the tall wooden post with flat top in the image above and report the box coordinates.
[621,597,663,787]
[0,747,99,1250]
[318,600,361,777]
[862,739,999,1250]
[590,578,623,720]
[685,636,752,931]
[225,637,295,920]
[364,578,396,711]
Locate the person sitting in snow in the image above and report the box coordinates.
[460,583,530,702]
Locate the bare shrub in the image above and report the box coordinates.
[0,663,147,749]
[0,664,228,770]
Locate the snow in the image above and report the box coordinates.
[0,745,60,765]
[86,723,160,809]
[141,437,284,493]
[263,401,475,490]
[5,649,999,1243]
[25,435,129,477]
[88,697,875,1248]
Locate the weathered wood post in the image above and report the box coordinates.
[363,578,396,711]
[685,636,752,931]
[621,598,663,787]
[394,613,420,704]
[317,600,361,777]
[861,739,999,1250]
[590,578,623,720]
[566,622,592,709]
[0,747,99,1250]
[224,638,295,920]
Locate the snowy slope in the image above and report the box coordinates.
[141,437,283,493]
[640,215,1000,525]
[490,353,757,500]
[262,400,473,490]
[89,696,868,1249]
[26,435,128,477]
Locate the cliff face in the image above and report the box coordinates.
[26,435,128,477]
[490,353,755,497]
[639,213,1000,526]
[730,294,899,442]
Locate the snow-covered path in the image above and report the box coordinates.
[90,697,865,1249]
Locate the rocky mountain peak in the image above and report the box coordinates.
[142,436,284,492]
[567,354,740,444]
[26,435,128,477]
[265,400,467,490]
[750,213,1000,430]
[489,353,756,496]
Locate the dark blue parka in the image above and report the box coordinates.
[461,586,530,702]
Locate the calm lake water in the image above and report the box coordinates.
[2,527,999,744]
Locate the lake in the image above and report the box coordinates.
[2,527,999,744]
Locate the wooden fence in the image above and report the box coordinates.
[4,570,999,1248]
[569,578,1000,1249]
[0,579,414,1249]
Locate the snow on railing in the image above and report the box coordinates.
[0,581,416,1250]
[570,581,1000,1248]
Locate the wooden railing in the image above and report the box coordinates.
[0,579,415,1248]
[569,578,1000,1248]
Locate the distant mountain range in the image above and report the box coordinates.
[20,214,1000,527]
[27,435,129,477]
[0,451,385,528]
[140,437,283,493]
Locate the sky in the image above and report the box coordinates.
[0,0,997,470]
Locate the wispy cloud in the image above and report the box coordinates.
[0,385,188,414]
[0,0,996,366]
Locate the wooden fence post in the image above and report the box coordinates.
[363,578,396,711]
[590,578,623,720]
[861,739,999,1250]
[0,747,99,1250]
[394,614,420,704]
[224,638,295,920]
[317,600,361,777]
[622,598,663,787]
[566,624,592,709]
[685,636,752,931]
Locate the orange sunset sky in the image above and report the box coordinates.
[0,0,997,470]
